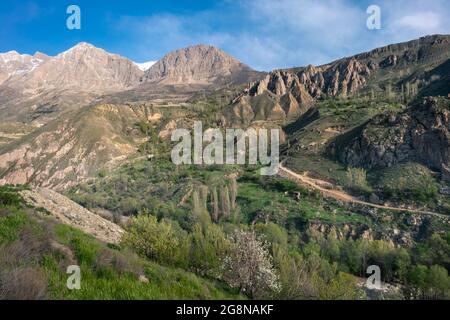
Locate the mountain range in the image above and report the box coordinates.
[0,43,263,126]
[0,35,450,189]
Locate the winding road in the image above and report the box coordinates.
[278,162,448,219]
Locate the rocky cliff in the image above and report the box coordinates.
[328,97,450,180]
[20,187,124,243]
[223,70,314,125]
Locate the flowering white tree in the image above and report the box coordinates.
[222,230,280,299]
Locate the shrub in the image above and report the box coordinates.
[272,245,316,299]
[118,197,143,216]
[188,223,230,277]
[345,167,372,193]
[122,214,188,266]
[379,162,439,202]
[0,267,47,300]
[0,186,23,206]
[254,222,288,247]
[94,248,143,276]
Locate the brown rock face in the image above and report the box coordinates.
[224,70,314,125]
[328,97,450,180]
[20,187,124,244]
[141,44,262,86]
[297,58,371,98]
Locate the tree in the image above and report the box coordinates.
[272,245,316,299]
[407,264,450,300]
[386,84,393,101]
[346,167,372,193]
[210,186,220,222]
[313,272,363,300]
[222,230,280,299]
[407,265,428,299]
[320,229,340,262]
[393,248,411,281]
[188,223,230,277]
[426,265,449,299]
[229,176,238,212]
[220,185,231,219]
[192,187,211,227]
[340,239,369,276]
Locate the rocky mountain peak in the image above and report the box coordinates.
[141,44,262,86]
[2,42,143,94]
[56,42,114,61]
[0,50,50,84]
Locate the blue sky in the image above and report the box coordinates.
[1,0,450,71]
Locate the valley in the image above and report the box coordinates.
[0,35,450,300]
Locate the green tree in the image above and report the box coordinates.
[426,265,449,299]
[188,223,230,277]
[393,248,411,281]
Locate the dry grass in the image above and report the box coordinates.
[94,248,143,276]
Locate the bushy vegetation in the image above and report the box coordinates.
[122,214,188,266]
[65,155,450,300]
[377,162,439,202]
[64,114,450,300]
[345,167,373,194]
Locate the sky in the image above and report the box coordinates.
[1,0,450,71]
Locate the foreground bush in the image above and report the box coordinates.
[122,214,188,266]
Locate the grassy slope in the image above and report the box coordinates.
[0,186,241,300]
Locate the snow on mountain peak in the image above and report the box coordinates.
[134,61,156,71]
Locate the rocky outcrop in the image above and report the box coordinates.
[297,58,371,98]
[224,35,450,126]
[328,97,450,180]
[308,221,373,241]
[142,44,262,86]
[20,187,124,244]
[292,35,450,98]
[223,70,314,124]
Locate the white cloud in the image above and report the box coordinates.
[114,0,450,71]
[394,12,441,31]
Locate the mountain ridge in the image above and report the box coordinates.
[141,44,264,86]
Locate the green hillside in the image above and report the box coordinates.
[0,185,241,300]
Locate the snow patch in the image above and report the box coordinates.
[134,61,156,71]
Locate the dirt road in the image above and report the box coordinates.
[278,163,448,219]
